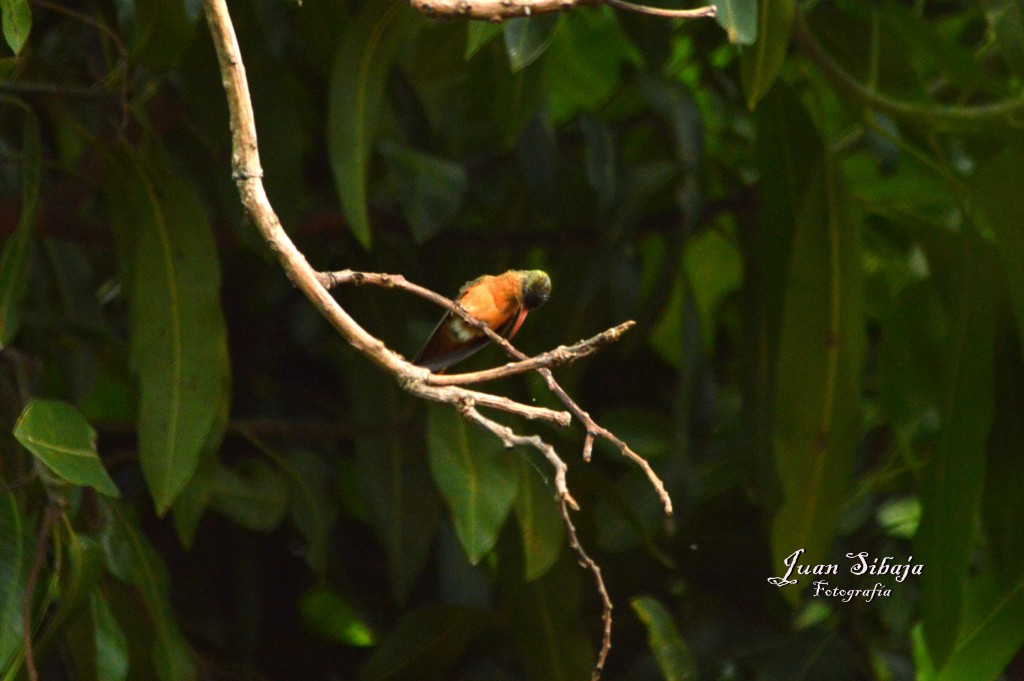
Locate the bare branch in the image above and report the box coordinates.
[426,322,634,385]
[558,499,613,680]
[322,268,674,515]
[23,503,61,681]
[202,1,671,676]
[322,268,634,383]
[407,0,716,22]
[461,404,578,510]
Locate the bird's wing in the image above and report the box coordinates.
[412,312,489,372]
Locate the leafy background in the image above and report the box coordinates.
[3,0,1024,679]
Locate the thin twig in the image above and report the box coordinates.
[792,10,1024,129]
[23,503,61,681]
[558,499,613,680]
[603,0,715,19]
[322,269,673,515]
[202,0,670,675]
[461,404,578,510]
[322,268,634,383]
[461,404,611,681]
[407,0,716,22]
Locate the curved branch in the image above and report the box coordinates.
[321,269,635,384]
[793,10,1024,129]
[603,0,715,19]
[408,0,715,22]
[323,268,673,514]
[202,1,672,675]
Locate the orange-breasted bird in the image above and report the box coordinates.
[414,270,551,372]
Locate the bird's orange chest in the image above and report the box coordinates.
[458,274,521,330]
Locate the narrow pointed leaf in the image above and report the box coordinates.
[932,576,1024,681]
[101,504,195,681]
[740,0,794,108]
[91,591,129,681]
[357,606,494,681]
[740,84,813,507]
[112,161,229,515]
[328,0,414,248]
[504,14,559,72]
[14,399,119,497]
[465,21,502,59]
[0,494,28,671]
[714,0,758,45]
[631,596,696,681]
[301,587,376,647]
[128,0,195,71]
[351,356,439,602]
[31,532,105,661]
[916,232,996,667]
[771,154,864,603]
[278,449,338,578]
[427,405,518,564]
[0,100,40,346]
[982,323,1024,586]
[514,458,563,581]
[503,552,593,681]
[974,145,1024,344]
[209,459,290,532]
[380,142,467,243]
[1,0,30,55]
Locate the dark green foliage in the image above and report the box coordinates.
[2,1,1024,680]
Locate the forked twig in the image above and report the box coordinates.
[202,1,672,676]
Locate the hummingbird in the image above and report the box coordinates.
[414,270,552,372]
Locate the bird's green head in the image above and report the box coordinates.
[518,270,552,311]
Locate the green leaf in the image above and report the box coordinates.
[502,551,593,681]
[740,84,813,508]
[0,494,28,672]
[513,457,564,581]
[427,405,518,564]
[579,115,617,216]
[974,146,1024,346]
[739,0,794,109]
[876,282,946,426]
[931,576,1024,681]
[13,399,120,497]
[328,0,415,248]
[357,606,494,681]
[91,591,129,681]
[683,229,743,349]
[101,504,196,681]
[0,100,40,347]
[915,231,997,667]
[631,596,696,681]
[276,449,338,578]
[983,325,1024,586]
[980,0,1024,75]
[125,0,196,71]
[545,8,642,123]
[379,142,467,243]
[465,21,502,59]
[350,358,439,603]
[714,0,758,45]
[31,532,105,663]
[300,587,376,647]
[771,153,865,604]
[1,0,30,55]
[209,459,290,532]
[170,356,230,548]
[503,14,560,72]
[112,160,230,515]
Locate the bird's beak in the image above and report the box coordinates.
[509,307,529,338]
